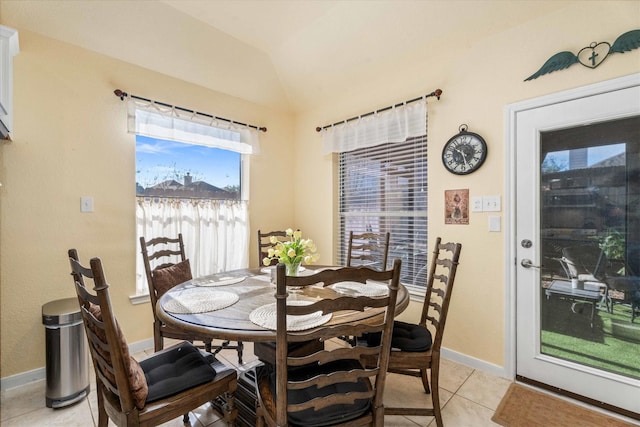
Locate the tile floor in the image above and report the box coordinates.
[1,340,512,426]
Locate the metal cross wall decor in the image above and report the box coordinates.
[525,29,640,81]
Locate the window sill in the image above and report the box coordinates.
[129,293,150,305]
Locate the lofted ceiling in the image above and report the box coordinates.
[1,0,574,112]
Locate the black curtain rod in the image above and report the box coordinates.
[113,89,267,132]
[315,89,442,132]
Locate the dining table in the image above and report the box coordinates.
[156,265,410,343]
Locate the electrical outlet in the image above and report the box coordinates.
[81,196,94,213]
[483,195,501,212]
[471,196,483,212]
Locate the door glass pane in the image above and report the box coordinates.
[540,116,640,379]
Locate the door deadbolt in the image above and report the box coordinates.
[521,239,533,248]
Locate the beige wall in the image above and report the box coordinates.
[0,30,295,378]
[293,1,639,367]
[1,1,639,379]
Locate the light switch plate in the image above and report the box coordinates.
[483,195,501,212]
[81,196,94,213]
[471,196,483,212]
[488,215,501,232]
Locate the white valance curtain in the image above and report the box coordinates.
[135,198,250,294]
[127,98,260,154]
[321,98,427,154]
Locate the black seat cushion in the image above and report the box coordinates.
[140,341,218,403]
[254,339,324,365]
[364,321,433,352]
[259,360,371,426]
[391,321,433,352]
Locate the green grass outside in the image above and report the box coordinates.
[540,296,640,379]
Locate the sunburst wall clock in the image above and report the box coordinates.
[525,29,640,81]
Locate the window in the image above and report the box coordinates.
[338,136,428,288]
[136,135,241,200]
[135,135,250,295]
[128,98,259,296]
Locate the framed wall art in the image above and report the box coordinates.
[445,189,469,225]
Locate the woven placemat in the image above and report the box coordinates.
[331,280,389,297]
[194,276,246,287]
[249,300,332,331]
[163,288,239,314]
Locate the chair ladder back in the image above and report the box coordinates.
[140,234,187,307]
[420,239,462,352]
[68,251,136,414]
[258,229,288,267]
[76,285,122,400]
[346,231,391,270]
[269,259,401,426]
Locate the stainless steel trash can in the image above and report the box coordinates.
[42,297,90,408]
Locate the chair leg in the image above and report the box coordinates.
[154,330,163,352]
[96,383,109,427]
[430,362,443,427]
[223,391,237,425]
[256,410,265,427]
[420,368,431,394]
[237,341,244,365]
[182,413,190,423]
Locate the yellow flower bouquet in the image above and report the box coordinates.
[262,228,320,276]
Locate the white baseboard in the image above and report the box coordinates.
[0,367,46,391]
[441,347,510,380]
[128,338,154,355]
[2,339,509,391]
[0,338,155,392]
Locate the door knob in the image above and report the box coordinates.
[521,259,541,269]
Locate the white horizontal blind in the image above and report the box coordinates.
[338,135,428,288]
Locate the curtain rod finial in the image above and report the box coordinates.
[316,126,322,132]
[433,89,442,100]
[113,89,128,101]
[259,127,267,132]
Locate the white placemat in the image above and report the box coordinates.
[163,289,239,314]
[195,276,246,287]
[331,281,389,297]
[249,300,332,331]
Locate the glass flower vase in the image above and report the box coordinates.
[285,261,302,276]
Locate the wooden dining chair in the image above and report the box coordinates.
[68,249,237,426]
[340,231,392,345]
[360,237,461,427]
[255,260,401,427]
[346,231,391,270]
[140,234,244,363]
[258,229,288,267]
[255,228,326,364]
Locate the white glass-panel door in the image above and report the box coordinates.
[510,74,640,416]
